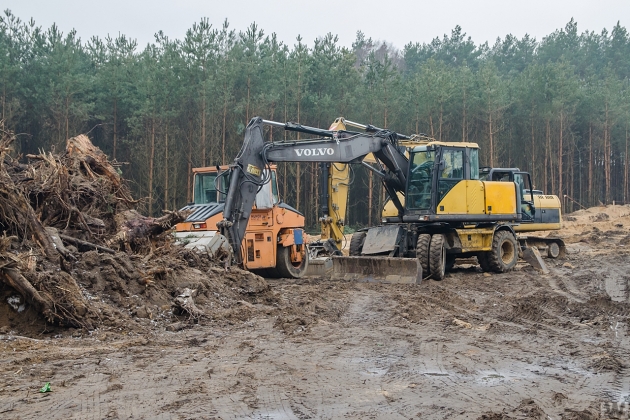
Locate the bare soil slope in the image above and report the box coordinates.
[2,206,630,418]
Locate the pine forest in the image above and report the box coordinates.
[1,11,630,229]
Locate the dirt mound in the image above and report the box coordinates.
[0,125,278,337]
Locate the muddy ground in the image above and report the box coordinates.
[2,206,630,419]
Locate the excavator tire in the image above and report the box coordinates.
[487,230,518,273]
[416,234,431,274]
[477,253,492,272]
[275,245,309,278]
[429,234,446,280]
[349,231,367,256]
[445,254,456,272]
[548,242,561,259]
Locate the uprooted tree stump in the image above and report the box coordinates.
[173,288,204,321]
[107,209,191,252]
[0,124,175,329]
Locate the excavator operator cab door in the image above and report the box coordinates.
[514,172,535,221]
[406,146,437,211]
[436,148,465,204]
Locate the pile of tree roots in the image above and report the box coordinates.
[0,124,190,329]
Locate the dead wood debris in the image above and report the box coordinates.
[0,122,195,329]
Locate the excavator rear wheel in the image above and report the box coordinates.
[487,230,518,273]
[349,231,367,256]
[477,252,492,272]
[416,234,431,275]
[548,242,561,258]
[275,245,309,278]
[429,234,446,281]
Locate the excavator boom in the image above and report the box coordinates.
[218,117,422,282]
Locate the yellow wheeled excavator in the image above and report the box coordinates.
[313,120,565,277]
[307,117,432,275]
[217,117,563,284]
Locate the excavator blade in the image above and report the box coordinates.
[330,256,422,284]
[305,257,334,277]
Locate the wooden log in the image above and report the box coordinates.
[58,234,116,254]
[1,266,54,321]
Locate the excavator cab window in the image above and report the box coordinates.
[407,148,436,210]
[193,171,230,204]
[515,172,535,221]
[469,149,480,180]
[193,173,219,204]
[437,148,464,202]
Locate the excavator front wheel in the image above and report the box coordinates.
[416,234,431,275]
[276,244,309,278]
[429,234,446,280]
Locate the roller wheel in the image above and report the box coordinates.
[487,230,518,273]
[445,254,456,272]
[477,252,492,272]
[416,234,431,275]
[349,231,367,256]
[275,245,309,278]
[548,242,561,259]
[429,234,446,280]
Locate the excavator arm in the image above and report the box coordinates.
[218,116,410,265]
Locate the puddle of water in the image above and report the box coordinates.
[604,274,627,302]
[350,356,396,377]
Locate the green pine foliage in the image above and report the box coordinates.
[1,11,629,225]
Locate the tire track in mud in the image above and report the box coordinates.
[534,269,587,303]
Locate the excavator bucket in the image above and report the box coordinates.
[174,231,233,261]
[329,256,422,284]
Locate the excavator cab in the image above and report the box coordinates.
[479,168,537,222]
[405,143,492,219]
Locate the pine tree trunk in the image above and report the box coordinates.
[544,120,550,193]
[164,125,169,210]
[530,109,535,174]
[187,118,193,204]
[588,123,593,206]
[462,86,467,142]
[558,111,564,202]
[148,118,156,216]
[113,98,118,160]
[438,103,443,141]
[625,124,628,204]
[246,74,251,122]
[604,104,611,204]
[296,61,302,212]
[488,112,494,167]
[201,90,207,167]
[1,84,5,121]
[65,96,70,143]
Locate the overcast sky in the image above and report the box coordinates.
[3,0,629,50]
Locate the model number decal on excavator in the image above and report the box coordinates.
[246,164,261,176]
[294,148,335,157]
